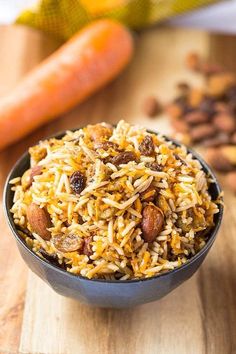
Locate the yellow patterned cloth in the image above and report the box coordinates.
[16,0,219,40]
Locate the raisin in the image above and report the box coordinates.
[111,151,137,165]
[52,234,82,253]
[140,185,157,202]
[94,141,119,151]
[147,162,162,171]
[139,136,155,156]
[39,248,66,269]
[70,171,86,194]
[83,236,93,256]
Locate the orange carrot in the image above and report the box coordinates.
[0,20,133,150]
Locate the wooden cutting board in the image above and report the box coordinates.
[0,24,236,354]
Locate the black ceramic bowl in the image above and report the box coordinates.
[3,130,223,308]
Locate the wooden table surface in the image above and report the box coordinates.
[0,24,236,354]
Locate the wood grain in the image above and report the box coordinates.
[0,24,235,354]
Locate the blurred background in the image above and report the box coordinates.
[0,1,236,354]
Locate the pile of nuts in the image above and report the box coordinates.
[166,53,236,193]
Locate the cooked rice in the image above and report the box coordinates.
[10,120,220,280]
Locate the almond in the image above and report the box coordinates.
[220,145,236,165]
[141,205,164,243]
[190,124,216,142]
[184,111,209,125]
[171,117,189,133]
[213,113,236,133]
[205,148,233,172]
[27,203,52,240]
[142,96,161,117]
[207,73,235,97]
[202,133,230,147]
[166,103,183,119]
[188,89,204,107]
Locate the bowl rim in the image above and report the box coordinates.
[3,127,224,284]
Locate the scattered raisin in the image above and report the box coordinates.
[111,151,137,165]
[70,171,86,194]
[39,248,66,269]
[139,136,155,156]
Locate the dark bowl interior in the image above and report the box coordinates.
[3,129,224,308]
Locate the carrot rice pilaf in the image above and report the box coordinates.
[10,120,219,280]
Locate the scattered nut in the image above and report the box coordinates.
[171,118,189,133]
[111,151,137,165]
[139,135,155,156]
[141,205,164,243]
[220,145,236,165]
[205,148,233,172]
[213,113,236,133]
[26,203,52,240]
[188,88,204,107]
[70,171,86,194]
[207,73,235,97]
[166,103,183,119]
[190,124,217,142]
[52,234,82,253]
[214,102,230,114]
[225,171,236,193]
[142,96,161,117]
[202,133,230,147]
[184,110,209,125]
